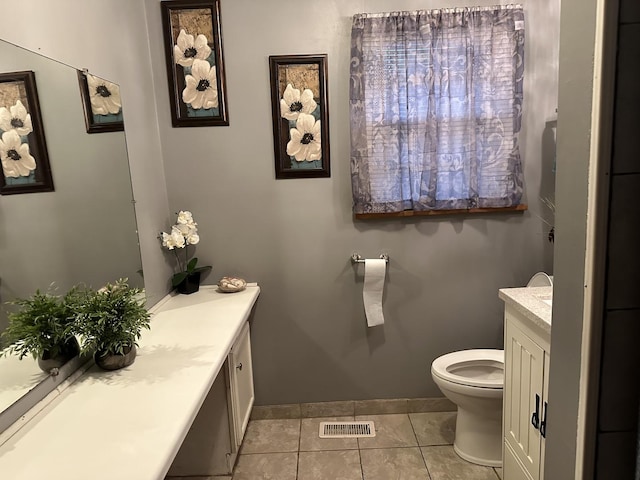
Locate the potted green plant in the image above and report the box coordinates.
[74,278,150,371]
[1,287,82,373]
[160,210,212,294]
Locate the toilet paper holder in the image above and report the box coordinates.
[351,253,389,264]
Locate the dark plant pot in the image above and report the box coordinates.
[95,344,137,371]
[38,336,81,373]
[177,271,201,295]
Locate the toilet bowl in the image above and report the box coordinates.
[431,349,504,467]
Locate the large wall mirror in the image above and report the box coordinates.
[0,39,143,428]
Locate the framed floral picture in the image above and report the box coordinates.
[160,0,229,127]
[0,70,54,195]
[77,70,124,133]
[269,55,330,179]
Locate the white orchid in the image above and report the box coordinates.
[280,84,317,121]
[0,130,36,178]
[286,113,322,162]
[160,211,211,289]
[87,74,122,115]
[173,29,212,67]
[177,210,195,225]
[0,100,33,136]
[182,59,218,110]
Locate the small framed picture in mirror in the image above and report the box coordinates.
[161,0,229,127]
[0,70,54,195]
[77,71,124,134]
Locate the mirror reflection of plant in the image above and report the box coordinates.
[74,279,150,358]
[160,210,212,287]
[1,286,82,360]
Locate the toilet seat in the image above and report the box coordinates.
[431,349,504,389]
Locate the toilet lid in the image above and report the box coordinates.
[431,349,504,389]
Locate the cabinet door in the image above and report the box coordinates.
[504,320,545,480]
[539,352,550,480]
[504,441,534,480]
[229,321,255,447]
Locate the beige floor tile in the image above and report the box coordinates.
[409,412,456,446]
[251,404,301,420]
[232,452,297,480]
[356,414,418,449]
[422,445,498,480]
[165,477,231,480]
[360,447,429,479]
[240,419,300,454]
[494,467,503,479]
[299,416,358,451]
[298,450,363,480]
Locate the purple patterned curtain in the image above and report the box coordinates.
[350,5,525,214]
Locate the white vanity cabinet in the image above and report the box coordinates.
[499,288,552,480]
[168,320,255,476]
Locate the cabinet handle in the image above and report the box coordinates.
[540,401,548,438]
[236,362,243,371]
[531,393,540,430]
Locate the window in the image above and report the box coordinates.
[349,6,525,217]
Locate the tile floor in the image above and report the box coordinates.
[213,412,504,480]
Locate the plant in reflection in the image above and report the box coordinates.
[1,287,82,372]
[160,210,212,290]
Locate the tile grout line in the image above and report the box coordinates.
[408,412,434,479]
[296,418,302,480]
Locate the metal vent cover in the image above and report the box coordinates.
[319,421,376,438]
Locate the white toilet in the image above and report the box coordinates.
[431,349,504,467]
[430,272,553,467]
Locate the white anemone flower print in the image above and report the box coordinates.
[0,100,33,136]
[0,130,36,178]
[174,29,212,67]
[280,84,316,121]
[182,59,218,109]
[286,113,321,162]
[87,74,122,115]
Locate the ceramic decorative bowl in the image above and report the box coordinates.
[218,277,247,293]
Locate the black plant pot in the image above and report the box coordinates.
[95,344,137,371]
[38,336,81,373]
[177,271,201,295]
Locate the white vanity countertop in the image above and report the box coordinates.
[499,286,552,337]
[0,285,260,480]
[0,353,47,416]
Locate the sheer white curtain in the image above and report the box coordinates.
[349,5,525,214]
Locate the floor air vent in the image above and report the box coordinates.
[319,421,376,438]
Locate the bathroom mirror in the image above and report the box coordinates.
[0,39,143,422]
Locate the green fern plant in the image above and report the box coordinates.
[2,287,81,360]
[74,278,150,358]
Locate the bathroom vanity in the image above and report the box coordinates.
[0,285,259,479]
[499,286,552,480]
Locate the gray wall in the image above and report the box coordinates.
[146,0,560,404]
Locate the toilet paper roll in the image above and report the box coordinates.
[363,258,386,327]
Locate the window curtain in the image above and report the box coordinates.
[349,5,525,214]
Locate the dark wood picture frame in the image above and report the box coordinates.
[161,0,229,127]
[77,70,125,134]
[0,70,54,195]
[269,55,330,179]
